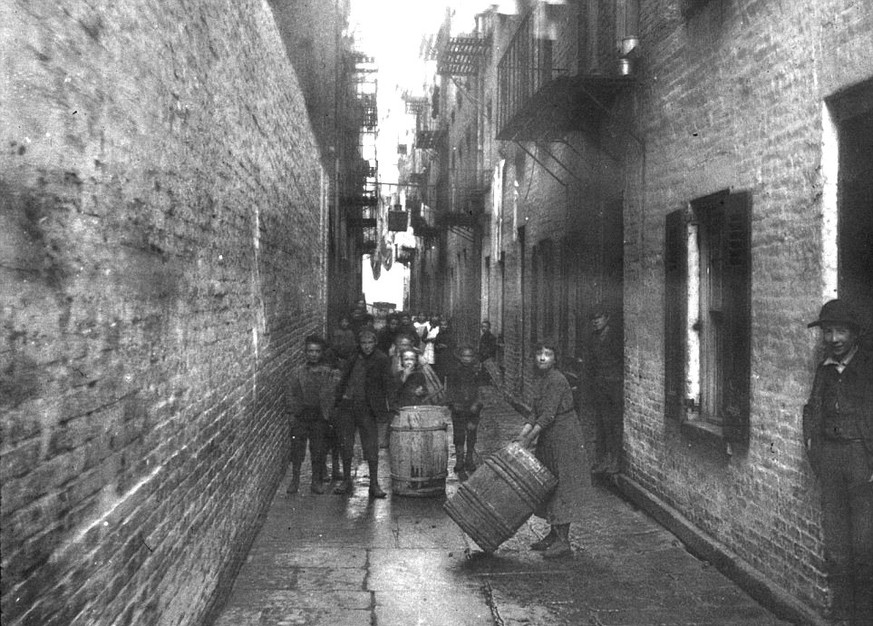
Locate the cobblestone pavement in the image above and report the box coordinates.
[211,386,793,626]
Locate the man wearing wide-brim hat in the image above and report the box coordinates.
[803,299,873,624]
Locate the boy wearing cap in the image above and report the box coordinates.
[333,326,394,498]
[803,299,873,624]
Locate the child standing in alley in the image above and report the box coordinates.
[446,345,484,480]
[287,335,339,495]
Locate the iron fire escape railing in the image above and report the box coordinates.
[497,7,568,140]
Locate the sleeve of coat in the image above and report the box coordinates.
[334,356,354,406]
[378,353,397,416]
[532,372,566,430]
[320,367,341,421]
[802,367,823,444]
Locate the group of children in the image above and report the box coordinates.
[286,317,486,498]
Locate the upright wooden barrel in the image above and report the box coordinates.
[389,405,449,497]
[443,442,557,553]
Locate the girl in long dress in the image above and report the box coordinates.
[518,341,590,558]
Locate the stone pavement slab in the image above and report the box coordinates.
[211,386,792,626]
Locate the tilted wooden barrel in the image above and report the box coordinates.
[443,442,557,553]
[389,405,449,497]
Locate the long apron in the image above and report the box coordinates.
[532,372,590,524]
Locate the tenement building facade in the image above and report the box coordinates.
[409,0,872,622]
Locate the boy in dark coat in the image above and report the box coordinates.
[803,299,872,624]
[446,346,484,479]
[333,327,394,498]
[287,335,338,495]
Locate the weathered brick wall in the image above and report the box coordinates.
[495,136,622,406]
[623,0,873,614]
[1,2,325,625]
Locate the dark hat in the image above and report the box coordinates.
[807,299,861,330]
[589,306,609,319]
[357,326,377,339]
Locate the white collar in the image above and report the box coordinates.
[823,344,859,371]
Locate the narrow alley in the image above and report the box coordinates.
[211,387,790,626]
[4,1,872,625]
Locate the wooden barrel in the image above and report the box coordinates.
[443,442,557,553]
[389,405,449,497]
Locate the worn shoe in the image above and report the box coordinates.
[541,540,572,559]
[333,479,354,495]
[530,531,557,551]
[368,484,387,499]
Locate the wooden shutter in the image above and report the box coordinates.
[721,191,751,443]
[664,210,687,422]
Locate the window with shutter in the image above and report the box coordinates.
[664,191,752,446]
[693,190,751,444]
[720,192,751,443]
[664,209,688,422]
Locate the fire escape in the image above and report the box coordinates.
[435,27,490,242]
[496,0,639,185]
[344,53,379,253]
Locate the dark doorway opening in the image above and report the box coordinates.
[832,79,873,333]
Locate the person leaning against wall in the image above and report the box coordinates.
[586,307,623,475]
[803,299,873,625]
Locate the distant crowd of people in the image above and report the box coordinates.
[284,298,624,560]
[287,301,503,502]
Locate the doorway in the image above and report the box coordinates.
[832,80,873,332]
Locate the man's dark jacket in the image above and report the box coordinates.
[479,331,497,361]
[802,345,873,473]
[334,349,394,420]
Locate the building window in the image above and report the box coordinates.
[664,190,751,445]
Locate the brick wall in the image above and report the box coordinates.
[623,0,873,615]
[0,2,325,625]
